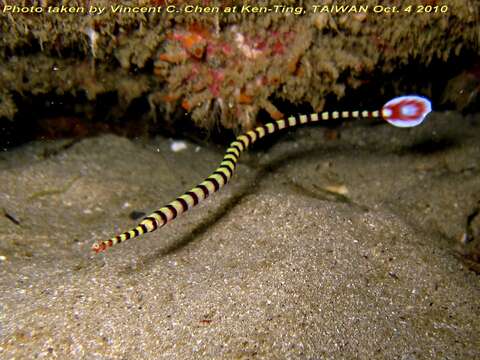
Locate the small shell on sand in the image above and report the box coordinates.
[170,140,188,152]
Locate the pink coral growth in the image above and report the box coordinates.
[153,20,310,129]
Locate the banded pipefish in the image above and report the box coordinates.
[92,95,432,253]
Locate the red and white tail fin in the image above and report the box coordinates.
[382,95,432,128]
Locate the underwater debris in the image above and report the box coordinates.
[323,184,349,196]
[441,64,480,112]
[170,140,188,152]
[92,95,432,253]
[3,208,21,226]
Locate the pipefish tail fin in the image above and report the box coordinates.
[381,95,432,127]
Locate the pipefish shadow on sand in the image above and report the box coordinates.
[115,141,358,275]
[398,137,458,155]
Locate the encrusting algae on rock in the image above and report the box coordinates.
[152,18,312,129]
[0,0,478,129]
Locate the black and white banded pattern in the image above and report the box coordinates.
[92,108,380,253]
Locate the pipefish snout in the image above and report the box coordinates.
[92,95,432,253]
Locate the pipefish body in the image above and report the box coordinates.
[92,95,432,253]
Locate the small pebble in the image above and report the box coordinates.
[324,184,349,195]
[170,140,188,152]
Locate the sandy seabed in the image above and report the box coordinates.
[0,112,479,359]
